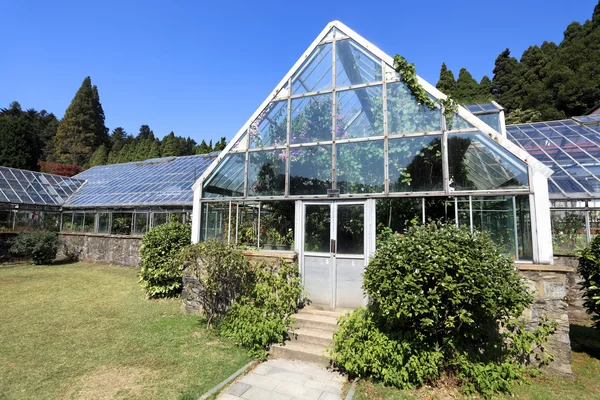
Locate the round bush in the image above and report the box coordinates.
[578,234,600,329]
[331,223,556,397]
[139,222,191,298]
[10,231,59,265]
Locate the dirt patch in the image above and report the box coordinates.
[63,366,157,400]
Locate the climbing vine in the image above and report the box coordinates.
[393,55,458,129]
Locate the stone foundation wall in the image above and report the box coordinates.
[59,233,142,266]
[553,255,589,323]
[182,250,297,315]
[517,265,572,375]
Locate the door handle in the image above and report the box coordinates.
[330,239,336,253]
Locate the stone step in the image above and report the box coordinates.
[270,341,331,367]
[294,312,339,331]
[289,327,334,347]
[298,307,346,319]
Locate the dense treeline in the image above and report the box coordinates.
[0,76,225,174]
[436,1,600,123]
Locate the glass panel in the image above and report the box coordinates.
[249,101,288,148]
[152,213,168,228]
[133,213,149,235]
[387,81,441,135]
[111,213,132,235]
[590,210,600,241]
[203,153,246,198]
[551,210,586,255]
[237,202,259,248]
[321,27,348,42]
[61,213,73,232]
[425,197,456,224]
[388,135,443,192]
[336,204,364,254]
[471,197,517,259]
[169,212,183,223]
[42,213,60,232]
[477,112,502,133]
[305,205,330,252]
[232,131,248,151]
[291,94,332,144]
[98,213,110,233]
[336,86,383,139]
[260,201,295,251]
[201,202,228,242]
[336,39,381,87]
[83,213,95,233]
[73,213,84,232]
[448,114,475,131]
[336,141,384,194]
[0,210,12,230]
[289,145,332,195]
[376,198,422,235]
[292,43,332,95]
[448,132,528,191]
[14,211,40,230]
[248,150,286,196]
[516,195,533,261]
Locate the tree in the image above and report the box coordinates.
[479,76,493,100]
[0,102,40,170]
[214,137,227,151]
[53,77,108,166]
[492,49,520,110]
[161,131,179,156]
[196,139,212,154]
[88,144,108,167]
[454,68,481,103]
[436,63,456,96]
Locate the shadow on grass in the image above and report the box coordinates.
[570,324,600,360]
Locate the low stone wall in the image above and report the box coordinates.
[59,233,142,266]
[182,250,297,315]
[517,264,572,375]
[553,255,589,323]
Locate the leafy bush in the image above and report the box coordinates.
[179,239,251,327]
[331,223,557,398]
[220,259,303,359]
[578,234,600,329]
[139,222,191,298]
[10,231,59,264]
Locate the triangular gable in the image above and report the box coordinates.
[195,21,552,192]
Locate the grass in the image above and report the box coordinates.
[0,262,251,400]
[353,324,600,400]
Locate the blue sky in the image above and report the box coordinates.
[1,0,597,145]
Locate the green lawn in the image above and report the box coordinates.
[0,262,251,400]
[353,324,600,400]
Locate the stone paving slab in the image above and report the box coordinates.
[217,359,346,400]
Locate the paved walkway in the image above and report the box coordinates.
[217,358,346,400]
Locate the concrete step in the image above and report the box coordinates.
[270,341,331,367]
[289,327,334,347]
[299,307,346,319]
[294,312,339,331]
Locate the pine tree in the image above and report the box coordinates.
[214,137,227,151]
[454,68,481,103]
[53,77,108,166]
[161,132,179,156]
[436,63,456,96]
[196,139,212,154]
[88,144,108,167]
[492,49,520,110]
[0,102,40,170]
[479,76,493,100]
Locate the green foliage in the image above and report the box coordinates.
[435,63,456,96]
[53,76,108,166]
[578,234,600,329]
[331,222,557,398]
[10,231,59,264]
[138,221,191,298]
[179,239,251,327]
[220,260,303,359]
[88,144,107,167]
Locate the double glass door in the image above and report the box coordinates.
[299,200,375,310]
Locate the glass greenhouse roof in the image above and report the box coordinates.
[201,23,533,200]
[65,153,218,208]
[465,103,503,134]
[0,167,85,206]
[507,118,600,199]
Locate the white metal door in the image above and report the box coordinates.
[296,199,376,311]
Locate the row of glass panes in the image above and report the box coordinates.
[60,210,190,236]
[0,209,60,232]
[199,195,532,261]
[550,206,600,255]
[205,132,529,198]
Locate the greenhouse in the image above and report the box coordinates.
[507,115,600,254]
[191,21,554,310]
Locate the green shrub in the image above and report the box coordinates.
[220,259,303,359]
[139,221,191,298]
[331,222,557,398]
[10,231,59,264]
[179,239,251,327]
[578,234,600,329]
